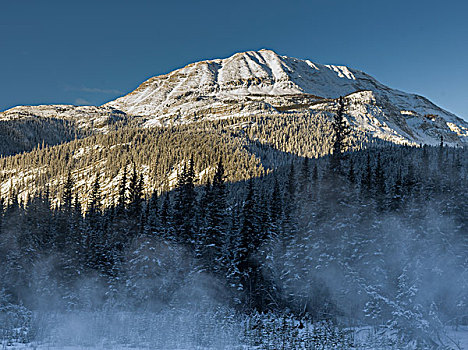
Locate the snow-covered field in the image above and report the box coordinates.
[2,311,467,349]
[447,327,468,350]
[4,329,468,350]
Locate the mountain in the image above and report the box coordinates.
[0,104,143,156]
[0,105,129,131]
[1,49,467,155]
[1,49,468,204]
[0,114,335,207]
[106,49,468,145]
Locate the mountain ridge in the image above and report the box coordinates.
[103,49,467,145]
[1,49,467,149]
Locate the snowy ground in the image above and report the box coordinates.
[448,327,468,349]
[4,327,468,349]
[2,308,467,349]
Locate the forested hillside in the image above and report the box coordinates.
[0,112,369,208]
[0,117,85,157]
[0,105,141,156]
[1,136,466,348]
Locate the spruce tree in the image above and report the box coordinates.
[202,158,228,271]
[331,96,350,173]
[361,153,373,197]
[299,156,310,194]
[57,171,74,251]
[0,196,4,235]
[311,164,319,202]
[117,164,128,214]
[62,170,74,211]
[283,162,297,241]
[390,167,403,212]
[270,176,283,240]
[347,158,356,184]
[145,192,159,236]
[238,180,258,267]
[160,192,172,239]
[173,157,196,245]
[128,165,144,236]
[437,135,445,170]
[197,180,212,230]
[84,174,104,271]
[374,153,386,212]
[87,175,102,219]
[238,179,263,309]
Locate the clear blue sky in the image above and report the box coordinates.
[1,0,467,120]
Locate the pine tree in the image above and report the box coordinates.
[84,174,104,272]
[347,158,355,184]
[374,153,386,212]
[330,96,350,173]
[361,153,373,197]
[389,167,403,212]
[117,164,128,214]
[283,162,297,242]
[56,171,74,251]
[0,196,4,234]
[87,174,102,218]
[299,157,310,194]
[62,170,74,211]
[145,192,159,236]
[128,165,144,235]
[160,192,172,239]
[269,176,283,240]
[173,157,197,245]
[201,158,228,271]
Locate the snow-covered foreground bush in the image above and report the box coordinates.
[0,290,33,345]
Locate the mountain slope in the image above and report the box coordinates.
[0,105,142,155]
[0,113,340,207]
[1,49,467,156]
[106,49,468,145]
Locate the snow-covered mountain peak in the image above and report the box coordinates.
[103,49,467,145]
[1,50,466,147]
[107,48,370,110]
